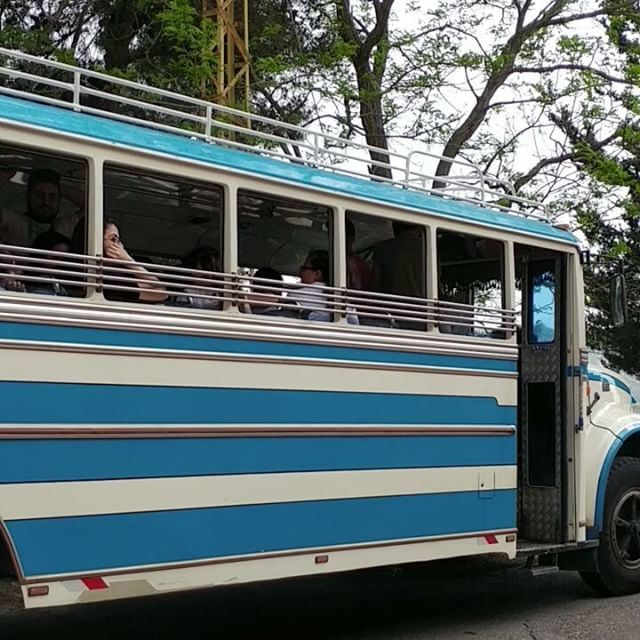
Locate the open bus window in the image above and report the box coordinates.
[437,230,505,337]
[0,144,87,297]
[346,211,426,330]
[103,165,223,306]
[237,190,333,322]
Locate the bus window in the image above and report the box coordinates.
[0,144,87,297]
[528,260,556,344]
[103,165,223,306]
[345,211,426,330]
[237,190,332,322]
[437,230,505,337]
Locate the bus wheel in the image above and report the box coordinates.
[581,456,640,596]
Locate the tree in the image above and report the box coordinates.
[334,0,395,178]
[247,1,638,205]
[0,0,217,98]
[3,1,631,198]
[551,1,640,374]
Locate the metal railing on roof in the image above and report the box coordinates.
[0,47,547,221]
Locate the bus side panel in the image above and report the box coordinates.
[0,319,518,602]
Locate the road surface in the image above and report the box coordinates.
[2,559,640,639]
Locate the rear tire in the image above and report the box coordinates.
[581,456,640,596]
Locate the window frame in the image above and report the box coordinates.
[344,209,431,330]
[435,226,508,339]
[0,140,90,299]
[100,162,226,307]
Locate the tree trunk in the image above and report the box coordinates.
[353,59,392,180]
[336,0,394,181]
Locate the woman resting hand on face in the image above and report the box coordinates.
[103,220,167,303]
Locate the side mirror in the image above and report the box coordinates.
[610,274,627,327]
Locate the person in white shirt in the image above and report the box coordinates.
[291,250,359,324]
[290,249,332,321]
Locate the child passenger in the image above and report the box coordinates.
[245,266,299,318]
[171,246,222,310]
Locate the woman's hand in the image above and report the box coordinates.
[2,273,25,292]
[104,239,132,262]
[103,237,167,303]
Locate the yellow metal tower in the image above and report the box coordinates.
[201,0,250,112]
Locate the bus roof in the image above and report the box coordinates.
[0,93,577,246]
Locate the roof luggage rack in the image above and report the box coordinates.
[0,47,548,221]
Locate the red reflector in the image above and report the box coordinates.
[27,585,49,597]
[315,554,329,564]
[484,535,499,545]
[82,577,108,590]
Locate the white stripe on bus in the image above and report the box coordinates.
[0,347,517,405]
[0,465,517,520]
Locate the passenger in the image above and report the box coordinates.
[438,290,473,336]
[346,219,373,291]
[291,250,358,324]
[290,249,332,321]
[372,222,425,329]
[103,220,167,303]
[0,263,25,293]
[372,221,425,299]
[0,224,25,292]
[27,230,71,296]
[171,246,222,310]
[246,267,299,318]
[0,168,83,247]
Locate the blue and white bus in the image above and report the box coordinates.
[0,49,638,610]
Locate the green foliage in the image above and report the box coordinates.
[556,4,640,372]
[558,34,592,56]
[0,25,55,56]
[0,0,217,99]
[146,0,217,97]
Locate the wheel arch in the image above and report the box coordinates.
[594,425,640,532]
[0,515,22,579]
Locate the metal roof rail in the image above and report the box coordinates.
[0,48,548,221]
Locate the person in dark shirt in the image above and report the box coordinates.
[372,222,425,299]
[245,266,299,318]
[28,230,72,296]
[171,246,223,310]
[103,219,167,303]
[0,168,83,247]
[372,222,426,329]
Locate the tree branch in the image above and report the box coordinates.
[513,63,630,85]
[513,131,619,191]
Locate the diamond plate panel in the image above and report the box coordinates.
[518,254,565,543]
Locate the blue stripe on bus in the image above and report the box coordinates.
[587,372,637,403]
[0,94,577,244]
[0,382,516,426]
[594,424,640,530]
[0,435,516,483]
[7,490,517,577]
[0,320,517,372]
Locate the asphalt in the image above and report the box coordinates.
[2,559,640,639]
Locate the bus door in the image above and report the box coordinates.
[516,246,567,543]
